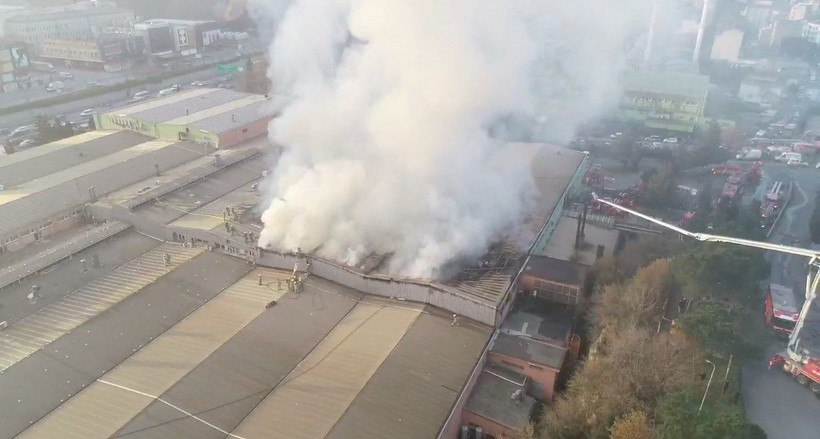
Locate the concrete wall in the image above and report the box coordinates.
[256,250,499,325]
[488,351,559,401]
[98,114,159,137]
[156,123,219,145]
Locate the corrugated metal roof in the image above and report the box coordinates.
[231,302,423,439]
[166,94,265,126]
[464,370,536,431]
[327,310,492,439]
[103,88,214,118]
[0,140,207,237]
[189,100,274,134]
[128,89,251,123]
[491,332,567,369]
[0,131,150,188]
[19,268,284,439]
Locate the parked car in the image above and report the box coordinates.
[157,88,175,97]
[10,125,36,137]
[132,90,149,101]
[17,139,37,149]
[663,137,678,144]
[80,108,96,118]
[787,158,809,167]
[191,80,205,87]
[170,84,181,92]
[57,71,73,80]
[45,81,64,92]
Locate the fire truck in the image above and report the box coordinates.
[591,194,820,397]
[764,283,799,336]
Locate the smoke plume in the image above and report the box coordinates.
[252,0,650,279]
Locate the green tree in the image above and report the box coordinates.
[674,244,768,306]
[655,391,766,439]
[676,302,754,357]
[640,164,677,208]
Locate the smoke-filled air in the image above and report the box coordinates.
[251,0,650,279]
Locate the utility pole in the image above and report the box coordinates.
[699,359,716,414]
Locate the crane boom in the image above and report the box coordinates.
[592,194,820,362]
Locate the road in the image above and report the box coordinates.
[742,163,820,439]
[0,43,264,131]
[0,41,264,111]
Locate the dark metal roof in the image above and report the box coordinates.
[188,100,273,134]
[327,309,492,439]
[491,332,567,370]
[0,131,150,188]
[523,255,588,287]
[129,89,251,124]
[464,370,536,431]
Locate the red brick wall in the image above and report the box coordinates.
[487,351,558,401]
[460,411,519,439]
[218,117,272,148]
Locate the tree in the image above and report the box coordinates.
[655,391,766,439]
[676,302,753,357]
[548,328,701,438]
[673,243,768,306]
[610,411,654,439]
[595,259,673,331]
[640,164,677,209]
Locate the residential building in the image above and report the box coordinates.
[759,19,803,48]
[805,21,820,44]
[790,1,819,21]
[711,29,744,62]
[0,5,26,37]
[616,69,711,133]
[4,7,134,48]
[743,1,774,31]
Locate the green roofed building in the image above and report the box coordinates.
[617,70,711,133]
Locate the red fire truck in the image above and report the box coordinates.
[764,283,799,336]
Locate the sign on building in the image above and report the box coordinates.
[177,27,189,47]
[217,64,242,74]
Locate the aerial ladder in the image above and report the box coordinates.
[592,195,820,395]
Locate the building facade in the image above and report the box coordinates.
[0,38,30,92]
[4,8,134,48]
[804,21,820,44]
[617,69,710,133]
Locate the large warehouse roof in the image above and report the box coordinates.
[0,130,150,188]
[0,137,210,237]
[106,89,262,125]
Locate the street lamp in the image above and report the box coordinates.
[699,359,716,414]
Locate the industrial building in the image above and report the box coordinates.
[96,88,275,148]
[0,99,629,438]
[617,69,711,133]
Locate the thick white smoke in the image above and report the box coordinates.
[252,0,650,279]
